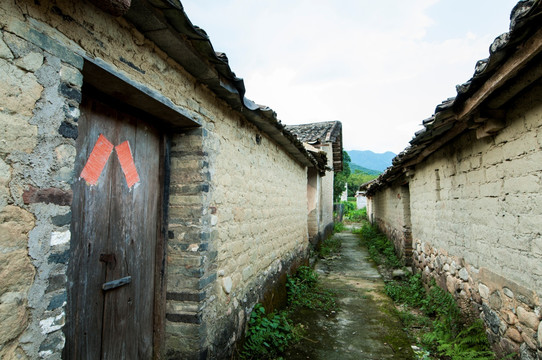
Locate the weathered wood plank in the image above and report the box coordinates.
[66,88,163,359]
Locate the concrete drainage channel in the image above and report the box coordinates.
[285,227,416,360]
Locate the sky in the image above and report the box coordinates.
[181,1,519,154]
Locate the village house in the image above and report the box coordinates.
[0,0,340,358]
[361,1,542,358]
[286,121,343,247]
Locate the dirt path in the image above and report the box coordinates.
[285,227,415,359]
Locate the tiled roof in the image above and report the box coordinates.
[362,0,542,195]
[285,121,341,144]
[286,121,343,172]
[122,0,321,169]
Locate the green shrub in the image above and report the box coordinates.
[340,200,356,214]
[241,304,296,359]
[359,225,495,360]
[242,266,336,359]
[287,266,336,312]
[333,222,345,233]
[358,224,401,268]
[385,273,426,308]
[345,208,366,222]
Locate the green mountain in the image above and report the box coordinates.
[350,163,381,176]
[347,150,395,172]
[346,163,380,196]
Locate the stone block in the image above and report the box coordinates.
[519,342,537,360]
[0,292,28,344]
[0,58,43,116]
[0,34,14,60]
[59,64,82,87]
[522,327,537,350]
[0,249,35,295]
[518,306,540,330]
[58,120,78,139]
[3,31,35,58]
[506,327,523,343]
[0,112,38,156]
[458,267,469,281]
[502,309,518,325]
[15,51,43,72]
[22,186,72,206]
[0,205,35,251]
[489,291,503,310]
[6,18,83,68]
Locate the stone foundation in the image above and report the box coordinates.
[413,240,541,359]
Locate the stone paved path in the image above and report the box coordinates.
[285,227,415,359]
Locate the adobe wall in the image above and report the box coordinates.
[307,167,320,244]
[206,105,309,357]
[319,143,335,238]
[306,143,334,247]
[370,184,412,260]
[407,83,542,358]
[0,1,310,358]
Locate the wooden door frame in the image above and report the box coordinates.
[153,130,170,359]
[71,83,170,359]
[78,57,200,358]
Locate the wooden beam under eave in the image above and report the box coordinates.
[457,26,542,120]
[486,55,542,109]
[403,122,468,168]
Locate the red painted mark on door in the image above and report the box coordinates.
[115,141,140,188]
[80,134,114,185]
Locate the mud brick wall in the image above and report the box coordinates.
[369,183,412,260]
[406,82,542,359]
[319,143,335,238]
[1,1,312,358]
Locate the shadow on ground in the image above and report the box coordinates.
[285,226,414,359]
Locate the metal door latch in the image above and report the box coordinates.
[102,276,131,291]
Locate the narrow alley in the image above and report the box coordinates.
[285,227,414,359]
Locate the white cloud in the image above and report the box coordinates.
[182,0,518,153]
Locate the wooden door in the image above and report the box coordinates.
[65,89,163,359]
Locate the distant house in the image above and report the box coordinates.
[355,191,367,209]
[361,1,542,358]
[286,121,343,245]
[0,1,329,358]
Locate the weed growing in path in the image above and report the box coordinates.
[240,304,299,360]
[333,221,345,233]
[318,235,342,259]
[241,266,336,359]
[357,223,402,268]
[358,224,496,360]
[287,266,336,312]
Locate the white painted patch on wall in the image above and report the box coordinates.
[50,230,70,246]
[39,312,65,334]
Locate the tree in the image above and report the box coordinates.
[347,170,379,197]
[333,151,351,202]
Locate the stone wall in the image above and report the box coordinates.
[0,6,82,356]
[1,1,312,358]
[371,82,542,359]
